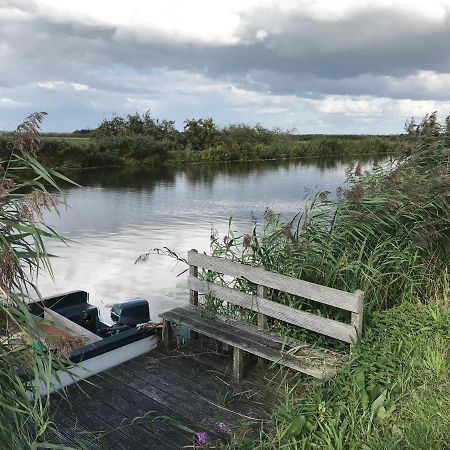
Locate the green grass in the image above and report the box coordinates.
[195,114,450,449]
[220,303,450,450]
[41,136,91,145]
[1,133,402,169]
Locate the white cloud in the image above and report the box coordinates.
[125,97,160,112]
[36,81,91,91]
[0,97,27,107]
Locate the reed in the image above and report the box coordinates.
[0,113,76,449]
[203,113,450,448]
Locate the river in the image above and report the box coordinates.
[39,155,390,323]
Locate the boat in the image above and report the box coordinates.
[28,290,159,394]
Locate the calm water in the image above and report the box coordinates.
[39,156,388,323]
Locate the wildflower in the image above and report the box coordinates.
[196,431,209,445]
[217,421,229,433]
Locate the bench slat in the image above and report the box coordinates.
[188,251,360,313]
[188,276,357,343]
[160,305,342,378]
[205,312,344,366]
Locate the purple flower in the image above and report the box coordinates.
[196,431,209,445]
[217,421,227,432]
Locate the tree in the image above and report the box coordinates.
[183,117,218,150]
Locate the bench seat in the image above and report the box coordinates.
[160,304,346,379]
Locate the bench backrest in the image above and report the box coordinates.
[188,250,363,344]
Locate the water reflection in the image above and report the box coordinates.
[39,156,388,322]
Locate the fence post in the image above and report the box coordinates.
[189,249,199,339]
[351,290,364,343]
[256,284,268,368]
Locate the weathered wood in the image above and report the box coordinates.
[160,305,343,378]
[189,249,199,306]
[52,396,134,450]
[63,381,173,450]
[51,348,273,449]
[189,249,199,340]
[73,374,190,449]
[161,319,171,351]
[43,414,101,450]
[233,347,244,382]
[351,290,364,341]
[188,276,356,343]
[43,307,101,343]
[256,284,268,368]
[107,360,240,431]
[188,250,360,312]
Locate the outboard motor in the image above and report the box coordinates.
[110,299,150,333]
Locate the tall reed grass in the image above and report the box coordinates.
[0,113,75,449]
[203,113,450,449]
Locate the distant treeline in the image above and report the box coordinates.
[0,112,403,168]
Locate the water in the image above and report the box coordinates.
[39,156,388,323]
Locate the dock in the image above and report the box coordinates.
[47,343,284,449]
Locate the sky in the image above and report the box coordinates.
[2,1,450,133]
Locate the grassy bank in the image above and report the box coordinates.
[1,132,402,170]
[196,114,450,448]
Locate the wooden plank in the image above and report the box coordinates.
[74,374,190,449]
[189,249,199,306]
[212,314,344,366]
[106,362,239,431]
[44,307,101,343]
[189,251,360,313]
[161,306,341,378]
[52,396,132,450]
[233,347,244,382]
[162,319,171,351]
[351,290,364,342]
[256,284,268,368]
[63,382,173,450]
[147,350,274,418]
[188,276,356,343]
[50,397,104,449]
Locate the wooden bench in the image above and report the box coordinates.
[160,250,364,382]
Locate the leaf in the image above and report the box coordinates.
[284,415,306,438]
[355,370,366,390]
[371,390,386,418]
[360,390,370,411]
[153,416,197,435]
[376,405,387,420]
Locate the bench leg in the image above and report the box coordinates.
[162,319,172,351]
[233,347,244,383]
[257,357,267,369]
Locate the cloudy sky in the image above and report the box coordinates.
[2,0,450,133]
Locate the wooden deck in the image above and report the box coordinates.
[47,343,285,449]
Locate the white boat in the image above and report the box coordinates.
[28,290,159,394]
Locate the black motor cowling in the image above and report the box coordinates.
[110,299,150,326]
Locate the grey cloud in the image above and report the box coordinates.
[1,1,450,132]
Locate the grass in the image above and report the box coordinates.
[41,136,90,145]
[192,113,450,449]
[1,133,402,170]
[0,113,77,449]
[220,303,450,449]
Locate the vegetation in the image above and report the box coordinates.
[193,113,450,448]
[1,112,402,169]
[0,113,74,448]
